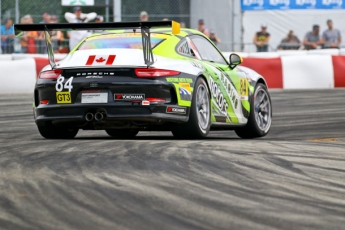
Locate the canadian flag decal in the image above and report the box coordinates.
[86,55,116,65]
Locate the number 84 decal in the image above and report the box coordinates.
[56,76,74,92]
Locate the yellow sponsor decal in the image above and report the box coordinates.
[178,83,191,93]
[56,92,72,104]
[239,78,248,97]
[166,77,193,83]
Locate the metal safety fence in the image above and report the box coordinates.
[0,0,190,54]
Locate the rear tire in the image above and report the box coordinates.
[105,129,139,139]
[37,123,79,139]
[171,77,211,139]
[235,83,272,139]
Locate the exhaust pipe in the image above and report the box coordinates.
[94,112,104,121]
[85,112,94,121]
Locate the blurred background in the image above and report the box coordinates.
[1,0,345,53]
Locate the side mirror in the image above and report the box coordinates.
[229,53,242,69]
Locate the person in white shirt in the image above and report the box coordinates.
[65,7,97,51]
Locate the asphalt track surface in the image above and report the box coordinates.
[1,89,345,230]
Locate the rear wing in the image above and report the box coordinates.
[14,21,181,69]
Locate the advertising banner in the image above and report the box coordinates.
[241,0,345,10]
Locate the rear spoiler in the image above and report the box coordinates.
[14,21,181,69]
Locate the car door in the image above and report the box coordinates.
[189,35,248,124]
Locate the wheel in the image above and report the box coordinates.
[171,77,211,139]
[37,122,79,139]
[235,83,272,139]
[105,129,139,139]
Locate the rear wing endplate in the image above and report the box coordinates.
[14,21,181,69]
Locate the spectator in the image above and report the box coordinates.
[38,13,52,54]
[209,29,221,46]
[197,19,210,37]
[50,16,64,53]
[93,16,104,33]
[140,11,149,21]
[162,18,169,21]
[277,30,301,50]
[40,13,51,24]
[1,18,15,54]
[95,15,104,23]
[20,15,38,54]
[253,24,270,52]
[303,25,321,50]
[65,7,97,51]
[180,22,186,28]
[321,19,341,49]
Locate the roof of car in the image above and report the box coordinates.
[86,28,205,40]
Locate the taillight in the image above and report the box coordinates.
[39,69,62,79]
[40,100,49,104]
[135,68,180,77]
[146,98,166,103]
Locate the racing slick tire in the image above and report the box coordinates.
[105,129,139,139]
[171,77,211,139]
[235,83,272,139]
[37,123,79,139]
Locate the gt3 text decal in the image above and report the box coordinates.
[114,94,145,100]
[86,55,116,66]
[56,92,72,104]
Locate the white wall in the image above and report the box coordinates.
[190,0,242,52]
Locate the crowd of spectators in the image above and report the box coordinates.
[0,10,342,54]
[253,19,342,52]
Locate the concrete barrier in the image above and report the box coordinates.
[0,58,36,94]
[1,52,345,94]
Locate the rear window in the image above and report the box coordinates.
[78,33,170,50]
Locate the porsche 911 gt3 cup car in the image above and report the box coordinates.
[14,21,272,139]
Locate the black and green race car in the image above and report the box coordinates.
[14,21,272,139]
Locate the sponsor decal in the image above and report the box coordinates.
[166,107,186,114]
[322,0,342,6]
[178,83,191,94]
[190,60,206,71]
[296,0,316,6]
[86,75,103,78]
[142,100,150,105]
[166,77,193,83]
[239,78,249,98]
[82,92,108,104]
[179,87,191,95]
[114,94,145,101]
[86,55,116,66]
[243,0,264,6]
[209,77,229,115]
[269,0,290,6]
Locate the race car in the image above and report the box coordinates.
[14,21,272,139]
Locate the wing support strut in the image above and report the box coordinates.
[44,26,56,69]
[140,26,154,67]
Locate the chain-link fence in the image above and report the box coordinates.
[0,0,190,54]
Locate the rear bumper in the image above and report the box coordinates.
[34,104,189,128]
